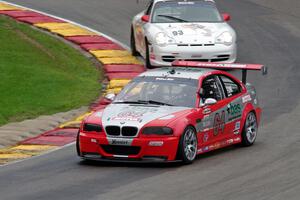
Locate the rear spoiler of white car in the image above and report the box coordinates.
[172,60,268,84]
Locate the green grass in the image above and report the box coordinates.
[0,16,102,126]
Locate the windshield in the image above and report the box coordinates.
[152,1,222,23]
[114,76,198,108]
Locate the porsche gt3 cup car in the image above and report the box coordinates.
[131,0,237,68]
[77,62,267,164]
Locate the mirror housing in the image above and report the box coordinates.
[105,93,116,101]
[222,13,231,21]
[141,15,150,23]
[204,98,217,106]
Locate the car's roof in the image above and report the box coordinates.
[153,0,215,4]
[138,67,213,80]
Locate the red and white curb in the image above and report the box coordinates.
[0,1,145,165]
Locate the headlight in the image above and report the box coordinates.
[215,32,233,46]
[142,127,173,135]
[155,32,174,46]
[83,123,102,132]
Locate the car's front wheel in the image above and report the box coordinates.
[241,112,258,146]
[177,126,198,164]
[145,39,154,69]
[130,27,139,56]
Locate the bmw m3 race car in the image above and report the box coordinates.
[131,0,237,68]
[76,61,267,164]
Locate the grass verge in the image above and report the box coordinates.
[0,16,101,126]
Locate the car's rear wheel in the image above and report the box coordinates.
[177,126,198,164]
[241,112,258,146]
[76,130,81,156]
[145,39,154,69]
[130,27,139,56]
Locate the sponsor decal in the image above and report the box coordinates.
[203,146,209,152]
[155,77,174,81]
[213,111,225,136]
[215,142,221,149]
[234,121,241,130]
[195,63,247,68]
[200,137,241,153]
[178,1,195,5]
[234,121,241,135]
[112,110,146,121]
[180,24,212,36]
[242,95,252,103]
[254,98,258,105]
[203,108,211,115]
[107,138,133,146]
[203,132,209,142]
[226,139,234,145]
[195,120,201,132]
[227,103,242,121]
[201,117,211,129]
[197,148,203,153]
[196,116,210,131]
[91,139,97,143]
[233,137,241,142]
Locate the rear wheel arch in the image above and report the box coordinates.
[241,103,256,126]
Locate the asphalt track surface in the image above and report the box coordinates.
[1,0,300,199]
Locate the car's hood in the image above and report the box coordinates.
[101,103,190,128]
[146,22,230,44]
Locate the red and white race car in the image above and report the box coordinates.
[77,61,267,164]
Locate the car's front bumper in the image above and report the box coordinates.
[79,132,180,162]
[149,43,237,66]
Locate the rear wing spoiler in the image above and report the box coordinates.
[172,61,268,84]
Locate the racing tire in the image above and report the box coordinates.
[145,39,154,69]
[177,126,198,164]
[76,130,81,156]
[130,27,139,56]
[241,112,258,146]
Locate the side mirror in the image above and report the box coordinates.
[105,93,116,101]
[204,98,217,106]
[222,13,231,21]
[141,15,150,23]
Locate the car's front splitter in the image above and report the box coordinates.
[80,153,181,163]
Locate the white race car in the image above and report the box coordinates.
[131,0,237,68]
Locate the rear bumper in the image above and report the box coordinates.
[79,132,180,162]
